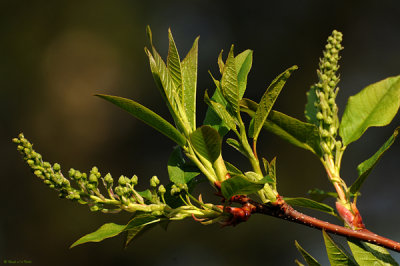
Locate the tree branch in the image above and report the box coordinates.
[250,196,400,252]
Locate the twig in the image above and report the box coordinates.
[250,196,400,252]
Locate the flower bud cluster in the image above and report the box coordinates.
[14,134,224,224]
[13,134,165,214]
[170,183,188,196]
[313,30,343,155]
[13,134,75,198]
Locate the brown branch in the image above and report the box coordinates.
[250,196,400,252]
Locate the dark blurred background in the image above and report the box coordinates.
[2,1,400,265]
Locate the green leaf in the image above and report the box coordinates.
[250,65,298,140]
[220,45,240,115]
[70,215,160,248]
[181,36,199,130]
[262,157,277,190]
[226,138,247,156]
[204,90,237,131]
[203,84,231,136]
[189,125,222,163]
[322,230,357,266]
[167,28,183,98]
[96,94,186,147]
[295,240,322,266]
[308,188,338,202]
[349,127,400,194]
[348,240,399,266]
[124,222,158,249]
[167,146,200,185]
[241,98,322,156]
[137,189,153,202]
[235,49,253,99]
[284,197,336,216]
[295,260,305,266]
[224,161,243,176]
[340,75,400,146]
[305,85,319,125]
[220,175,269,199]
[145,46,189,133]
[217,50,224,74]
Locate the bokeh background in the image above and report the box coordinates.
[2,1,400,265]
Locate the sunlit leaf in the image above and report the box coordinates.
[249,65,297,140]
[167,28,183,98]
[295,240,322,266]
[70,215,160,248]
[349,127,399,194]
[220,175,269,199]
[308,188,338,202]
[204,90,237,131]
[241,98,322,156]
[145,46,189,133]
[348,240,399,266]
[284,197,336,216]
[323,230,357,266]
[226,138,247,156]
[96,94,186,147]
[181,36,199,129]
[137,189,152,202]
[305,85,319,125]
[235,49,253,98]
[190,126,222,163]
[224,161,243,175]
[340,75,400,146]
[220,45,240,115]
[167,146,200,185]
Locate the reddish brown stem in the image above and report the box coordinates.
[250,197,400,252]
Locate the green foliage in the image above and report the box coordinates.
[70,215,160,248]
[349,127,400,194]
[14,27,400,264]
[340,76,400,146]
[220,175,271,199]
[295,240,321,266]
[348,240,399,266]
[96,94,186,147]
[249,65,298,141]
[167,146,200,185]
[323,230,357,266]
[241,99,322,156]
[284,197,336,216]
[189,125,222,164]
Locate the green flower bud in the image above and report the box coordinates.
[324,117,333,125]
[114,186,123,196]
[118,175,127,186]
[104,173,113,185]
[89,173,98,184]
[321,129,330,137]
[34,170,43,178]
[130,175,138,185]
[90,205,100,212]
[316,112,324,120]
[27,159,35,166]
[68,168,76,178]
[74,171,82,180]
[12,138,20,144]
[158,185,166,194]
[86,183,96,191]
[150,176,160,187]
[81,173,87,180]
[17,145,24,151]
[53,163,61,172]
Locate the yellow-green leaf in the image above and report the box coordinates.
[96,94,186,147]
[340,75,400,146]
